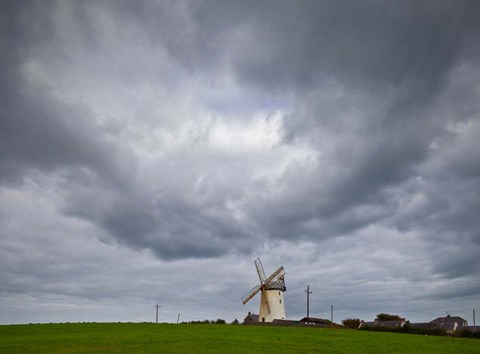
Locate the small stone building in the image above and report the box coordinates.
[243,312,259,324]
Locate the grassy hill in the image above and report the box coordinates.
[0,322,478,353]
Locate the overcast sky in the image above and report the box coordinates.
[1,0,480,325]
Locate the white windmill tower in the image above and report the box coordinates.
[241,258,286,322]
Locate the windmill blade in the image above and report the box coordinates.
[254,258,266,283]
[241,284,261,305]
[262,300,271,317]
[263,266,285,287]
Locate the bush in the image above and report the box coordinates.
[360,324,447,337]
[342,318,361,329]
[454,329,480,339]
[376,313,403,321]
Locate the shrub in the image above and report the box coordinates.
[376,313,403,321]
[342,318,361,329]
[360,324,447,337]
[454,329,480,339]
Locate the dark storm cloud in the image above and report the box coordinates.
[67,167,260,259]
[1,0,480,291]
[0,0,468,327]
[0,1,127,188]
[204,1,477,90]
[217,0,480,247]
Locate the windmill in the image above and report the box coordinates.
[241,258,286,322]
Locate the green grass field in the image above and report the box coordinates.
[0,322,478,353]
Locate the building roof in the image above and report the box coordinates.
[410,322,436,329]
[429,315,468,331]
[430,316,467,327]
[300,317,331,325]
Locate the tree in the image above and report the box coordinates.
[231,319,239,325]
[376,313,403,321]
[214,318,226,324]
[342,318,361,329]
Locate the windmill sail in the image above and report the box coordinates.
[263,266,284,288]
[261,299,271,317]
[241,284,261,305]
[254,258,266,283]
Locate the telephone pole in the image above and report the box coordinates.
[305,285,312,320]
[474,309,476,330]
[155,303,161,323]
[331,304,333,323]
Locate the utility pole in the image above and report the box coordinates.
[331,304,333,323]
[305,285,312,320]
[177,313,181,324]
[474,309,476,330]
[155,303,161,323]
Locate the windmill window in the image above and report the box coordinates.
[279,299,282,304]
[278,292,281,295]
